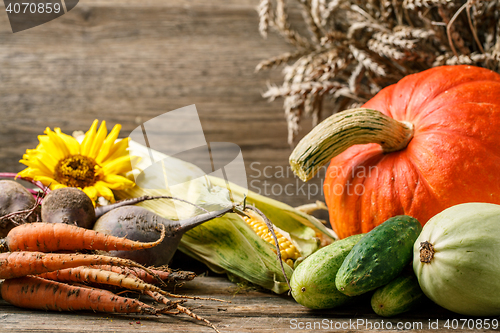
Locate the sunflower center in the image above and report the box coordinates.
[54,155,99,188]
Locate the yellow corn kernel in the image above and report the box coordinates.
[285,247,296,258]
[243,210,300,267]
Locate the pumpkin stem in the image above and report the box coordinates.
[419,241,435,263]
[289,108,414,182]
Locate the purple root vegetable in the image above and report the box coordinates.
[0,180,41,237]
[41,187,96,229]
[0,172,49,191]
[0,173,49,203]
[93,205,233,266]
[41,188,204,230]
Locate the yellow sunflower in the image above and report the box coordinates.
[18,120,135,204]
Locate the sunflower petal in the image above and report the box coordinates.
[96,124,121,164]
[55,128,80,155]
[29,175,61,188]
[88,121,108,159]
[103,137,130,163]
[80,119,99,156]
[101,155,133,175]
[19,158,54,177]
[82,186,98,203]
[93,181,115,202]
[16,168,35,179]
[51,183,67,190]
[45,128,70,159]
[99,175,135,190]
[39,130,65,162]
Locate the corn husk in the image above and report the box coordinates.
[115,140,335,293]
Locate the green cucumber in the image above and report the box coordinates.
[371,270,425,317]
[335,215,422,296]
[290,234,364,309]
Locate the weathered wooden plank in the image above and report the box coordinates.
[0,0,324,208]
[1,276,498,333]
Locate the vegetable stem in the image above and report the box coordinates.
[177,205,235,233]
[419,241,435,263]
[289,108,414,182]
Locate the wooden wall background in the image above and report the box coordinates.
[0,0,328,209]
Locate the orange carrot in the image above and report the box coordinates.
[38,266,223,300]
[38,267,184,307]
[0,251,157,279]
[39,266,227,303]
[90,265,196,284]
[37,266,168,296]
[0,276,166,314]
[1,222,165,253]
[1,276,220,333]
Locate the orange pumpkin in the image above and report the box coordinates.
[290,65,500,239]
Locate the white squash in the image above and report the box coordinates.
[413,202,500,316]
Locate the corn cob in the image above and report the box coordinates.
[242,210,300,268]
[115,140,336,293]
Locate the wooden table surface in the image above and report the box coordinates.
[1,273,499,333]
[0,0,326,209]
[1,2,499,332]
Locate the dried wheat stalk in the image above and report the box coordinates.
[256,0,500,146]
